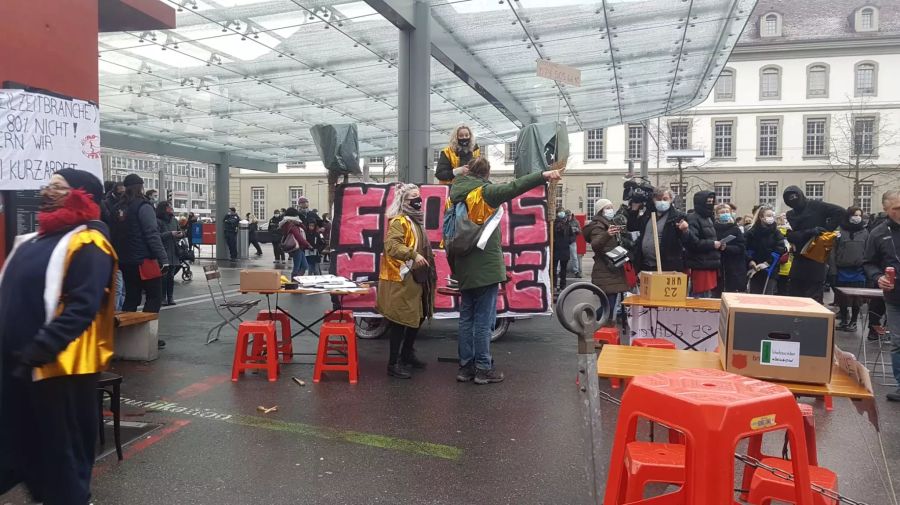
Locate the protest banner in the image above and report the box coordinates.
[0,89,102,190]
[330,183,552,318]
[626,305,720,351]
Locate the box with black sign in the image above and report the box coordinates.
[719,293,833,384]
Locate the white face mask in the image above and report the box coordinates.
[850,216,862,224]
[602,208,615,220]
[654,200,671,213]
[763,216,775,225]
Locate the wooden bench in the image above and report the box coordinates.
[114,312,160,361]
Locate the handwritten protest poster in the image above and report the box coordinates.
[626,304,720,351]
[330,183,552,318]
[0,89,102,190]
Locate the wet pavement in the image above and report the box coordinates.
[2,252,899,504]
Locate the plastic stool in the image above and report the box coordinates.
[603,368,815,505]
[623,442,685,501]
[255,310,293,362]
[631,338,677,349]
[747,457,838,505]
[313,321,358,384]
[232,321,279,382]
[324,309,354,324]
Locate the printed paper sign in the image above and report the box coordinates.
[760,340,800,367]
[330,183,552,318]
[0,89,102,190]
[536,59,582,87]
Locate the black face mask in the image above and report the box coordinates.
[408,197,423,210]
[457,138,470,148]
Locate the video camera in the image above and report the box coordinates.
[623,177,654,205]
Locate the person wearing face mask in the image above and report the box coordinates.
[269,209,285,265]
[435,125,481,185]
[583,199,629,321]
[376,184,436,378]
[0,169,116,505]
[713,203,747,294]
[145,189,159,207]
[553,210,576,293]
[830,206,869,332]
[626,188,690,273]
[683,191,722,297]
[782,186,846,303]
[157,201,185,306]
[744,205,787,294]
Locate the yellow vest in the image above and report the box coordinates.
[440,186,496,249]
[379,216,417,282]
[778,227,793,276]
[438,146,481,185]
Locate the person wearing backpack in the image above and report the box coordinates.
[449,157,562,384]
[831,206,869,332]
[279,208,310,279]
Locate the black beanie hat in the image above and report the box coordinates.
[55,169,103,204]
[123,173,144,187]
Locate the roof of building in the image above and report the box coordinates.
[739,0,900,45]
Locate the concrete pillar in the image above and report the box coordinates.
[398,0,431,184]
[215,154,230,260]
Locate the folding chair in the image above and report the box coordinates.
[204,264,260,344]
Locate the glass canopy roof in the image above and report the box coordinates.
[98,0,756,163]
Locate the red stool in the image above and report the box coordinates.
[313,321,358,384]
[747,458,838,505]
[324,309,354,324]
[594,327,622,388]
[623,442,685,501]
[631,338,677,349]
[603,368,815,505]
[255,310,293,363]
[232,321,279,382]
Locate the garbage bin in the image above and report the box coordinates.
[238,219,249,260]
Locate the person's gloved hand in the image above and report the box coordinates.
[814,227,827,235]
[9,351,36,380]
[756,262,769,272]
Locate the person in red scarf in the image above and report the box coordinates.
[0,169,117,505]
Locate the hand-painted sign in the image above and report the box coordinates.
[0,89,102,190]
[536,59,582,87]
[627,305,719,351]
[331,183,552,318]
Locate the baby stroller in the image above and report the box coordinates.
[175,237,195,281]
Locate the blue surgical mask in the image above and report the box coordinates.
[557,212,566,219]
[602,208,616,220]
[850,216,862,225]
[654,200,671,213]
[719,213,732,223]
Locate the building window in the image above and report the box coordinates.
[859,183,873,214]
[668,122,690,151]
[289,186,304,208]
[504,142,517,163]
[368,156,385,165]
[626,124,643,161]
[853,117,876,156]
[555,184,565,211]
[861,8,873,29]
[251,187,266,219]
[804,118,827,157]
[855,7,879,32]
[758,118,780,157]
[855,62,877,97]
[585,184,604,217]
[713,120,734,158]
[715,68,735,101]
[714,183,732,204]
[432,149,441,166]
[805,182,825,201]
[761,12,782,37]
[759,66,781,100]
[806,64,829,98]
[758,182,778,207]
[670,183,688,209]
[584,129,605,161]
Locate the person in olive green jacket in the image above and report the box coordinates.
[449,157,562,384]
[376,183,436,379]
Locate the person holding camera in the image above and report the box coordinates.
[584,199,629,323]
[626,187,690,273]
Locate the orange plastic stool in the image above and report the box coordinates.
[824,395,834,411]
[623,442,685,501]
[313,321,358,384]
[631,338,677,349]
[255,310,293,362]
[747,457,838,505]
[603,368,815,505]
[231,321,279,382]
[324,309,355,324]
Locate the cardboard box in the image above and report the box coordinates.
[240,269,282,291]
[639,271,687,302]
[719,293,833,384]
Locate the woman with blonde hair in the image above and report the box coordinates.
[435,124,481,185]
[744,205,787,294]
[376,183,436,378]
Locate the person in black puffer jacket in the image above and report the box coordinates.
[830,206,869,331]
[744,205,787,294]
[713,203,747,294]
[783,186,846,302]
[684,190,722,296]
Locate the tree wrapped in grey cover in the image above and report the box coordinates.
[309,124,361,175]
[513,122,569,178]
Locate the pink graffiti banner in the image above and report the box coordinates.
[330,183,552,318]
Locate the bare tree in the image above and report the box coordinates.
[824,98,900,206]
[644,115,714,208]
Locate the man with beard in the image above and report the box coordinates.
[782,186,846,302]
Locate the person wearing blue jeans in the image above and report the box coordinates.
[449,157,563,384]
[279,208,311,279]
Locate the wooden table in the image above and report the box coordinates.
[596,345,873,400]
[241,285,372,341]
[621,294,721,311]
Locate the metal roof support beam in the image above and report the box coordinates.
[101,132,278,173]
[214,153,230,260]
[397,0,431,184]
[365,0,534,129]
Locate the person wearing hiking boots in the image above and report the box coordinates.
[376,183,436,379]
[450,157,562,384]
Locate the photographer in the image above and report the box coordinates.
[584,199,629,323]
[626,186,690,273]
